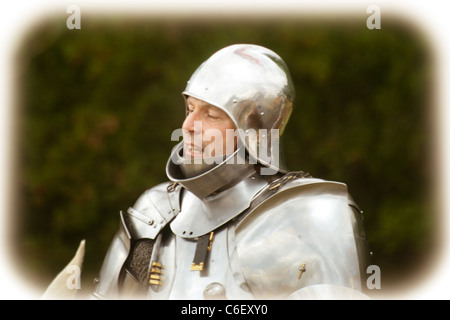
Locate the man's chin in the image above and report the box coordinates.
[183,147,203,159]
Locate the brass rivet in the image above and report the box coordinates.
[298,263,306,280]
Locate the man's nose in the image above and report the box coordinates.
[182,111,200,132]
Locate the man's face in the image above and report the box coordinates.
[182,96,236,159]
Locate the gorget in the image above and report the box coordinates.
[166,142,258,199]
[166,141,269,238]
[170,173,268,238]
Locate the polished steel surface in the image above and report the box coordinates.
[170,173,267,238]
[288,284,370,300]
[94,176,368,300]
[235,180,366,299]
[125,182,180,240]
[149,226,253,300]
[166,142,257,199]
[93,227,130,299]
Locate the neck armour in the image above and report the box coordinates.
[166,142,256,199]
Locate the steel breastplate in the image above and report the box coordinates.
[95,172,368,300]
[148,224,254,300]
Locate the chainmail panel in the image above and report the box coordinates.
[124,239,154,284]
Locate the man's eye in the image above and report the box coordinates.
[207,114,219,119]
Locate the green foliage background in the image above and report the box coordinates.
[14,14,435,296]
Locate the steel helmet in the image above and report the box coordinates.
[183,44,295,174]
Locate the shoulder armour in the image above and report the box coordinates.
[235,175,368,299]
[93,182,181,299]
[123,182,181,240]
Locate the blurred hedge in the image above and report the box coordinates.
[14,14,434,295]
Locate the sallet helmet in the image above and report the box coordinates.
[167,44,295,198]
[183,44,295,174]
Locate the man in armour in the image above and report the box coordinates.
[90,44,369,299]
